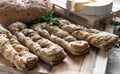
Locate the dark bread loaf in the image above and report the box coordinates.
[0,0,52,25]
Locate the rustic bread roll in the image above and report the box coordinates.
[72,30,119,51]
[8,22,66,65]
[16,32,66,65]
[58,19,100,34]
[58,19,119,51]
[21,29,66,65]
[32,23,89,55]
[49,35,89,55]
[69,41,89,55]
[0,27,30,52]
[0,0,52,25]
[0,29,38,71]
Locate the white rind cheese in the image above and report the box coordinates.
[82,0,113,15]
[74,0,94,12]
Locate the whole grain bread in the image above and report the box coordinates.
[0,0,52,25]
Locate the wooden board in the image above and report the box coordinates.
[0,20,112,74]
[0,17,113,74]
[0,3,114,73]
[0,24,114,74]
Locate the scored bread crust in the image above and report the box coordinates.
[8,22,66,65]
[31,23,89,55]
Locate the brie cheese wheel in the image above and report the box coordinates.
[82,0,113,15]
[74,0,93,12]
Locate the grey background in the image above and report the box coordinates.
[106,0,120,73]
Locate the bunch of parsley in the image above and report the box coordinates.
[33,11,59,25]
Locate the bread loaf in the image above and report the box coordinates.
[0,0,52,25]
[0,26,38,71]
[58,19,119,51]
[32,23,89,55]
[8,22,66,65]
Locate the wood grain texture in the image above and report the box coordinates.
[0,48,99,74]
[0,21,111,74]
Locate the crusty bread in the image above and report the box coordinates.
[31,23,90,55]
[0,26,38,71]
[58,19,119,51]
[8,22,66,65]
[0,0,52,25]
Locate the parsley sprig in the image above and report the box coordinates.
[34,11,59,25]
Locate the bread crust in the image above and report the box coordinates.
[8,22,66,65]
[31,23,89,55]
[0,27,38,71]
[0,0,52,25]
[58,19,119,51]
